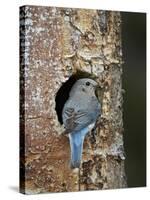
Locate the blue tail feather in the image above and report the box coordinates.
[69,131,86,168]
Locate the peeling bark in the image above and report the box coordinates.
[20,6,127,194]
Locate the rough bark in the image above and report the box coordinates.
[20,6,127,194]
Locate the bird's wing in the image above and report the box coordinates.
[62,107,92,133]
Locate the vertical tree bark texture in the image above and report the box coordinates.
[20,6,127,194]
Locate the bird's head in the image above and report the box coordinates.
[70,78,99,97]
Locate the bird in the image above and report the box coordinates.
[62,78,101,168]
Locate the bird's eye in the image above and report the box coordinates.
[86,81,90,86]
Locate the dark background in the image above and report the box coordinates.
[121,12,146,187]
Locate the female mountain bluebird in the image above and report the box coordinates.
[62,78,101,168]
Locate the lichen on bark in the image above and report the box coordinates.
[20,5,127,194]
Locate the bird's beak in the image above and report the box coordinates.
[95,84,101,90]
[92,81,100,90]
[96,85,101,89]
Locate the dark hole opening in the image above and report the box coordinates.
[55,71,94,124]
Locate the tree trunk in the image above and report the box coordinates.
[20,6,127,194]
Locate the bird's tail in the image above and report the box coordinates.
[69,132,85,168]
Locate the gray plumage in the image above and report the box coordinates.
[62,78,101,168]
